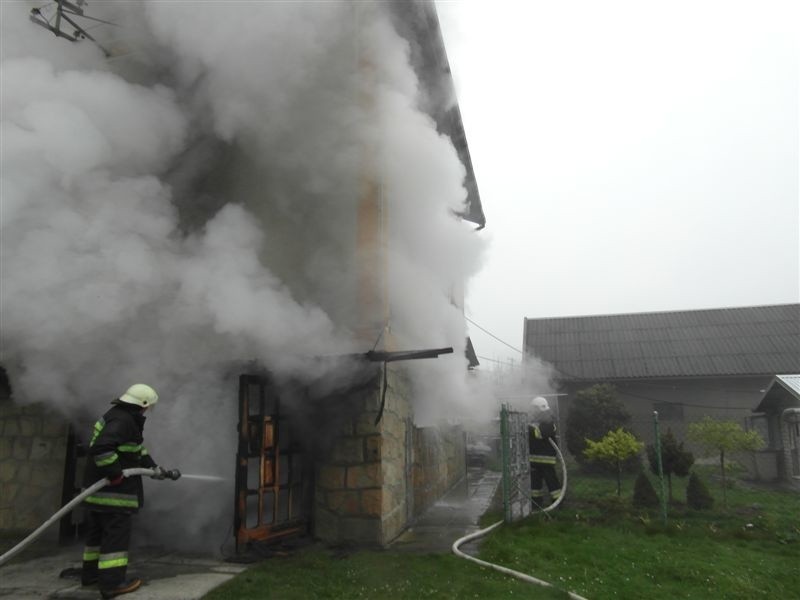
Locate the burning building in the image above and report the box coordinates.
[0,1,490,549]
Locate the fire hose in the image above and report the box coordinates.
[452,440,589,600]
[0,467,180,568]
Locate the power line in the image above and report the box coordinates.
[465,316,523,354]
[617,389,755,412]
[477,355,522,366]
[466,315,772,402]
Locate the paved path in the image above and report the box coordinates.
[1,468,500,598]
[390,467,502,553]
[0,545,246,599]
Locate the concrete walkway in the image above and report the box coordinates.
[1,468,501,598]
[0,545,247,600]
[390,467,502,553]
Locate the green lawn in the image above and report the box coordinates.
[204,548,568,599]
[205,468,799,599]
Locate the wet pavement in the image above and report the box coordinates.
[1,468,501,598]
[390,467,502,553]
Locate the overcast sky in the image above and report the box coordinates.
[437,0,799,366]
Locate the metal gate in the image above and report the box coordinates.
[234,374,311,549]
[500,405,532,523]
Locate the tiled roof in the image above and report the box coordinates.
[524,304,800,380]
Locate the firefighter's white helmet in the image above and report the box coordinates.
[119,384,159,408]
[531,396,550,412]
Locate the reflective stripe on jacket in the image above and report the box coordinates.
[528,419,557,464]
[82,402,157,513]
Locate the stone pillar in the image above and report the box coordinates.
[378,366,412,542]
[313,365,412,546]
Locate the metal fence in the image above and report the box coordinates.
[500,404,531,523]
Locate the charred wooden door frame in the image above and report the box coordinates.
[234,374,310,550]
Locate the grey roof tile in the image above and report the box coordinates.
[525,304,800,380]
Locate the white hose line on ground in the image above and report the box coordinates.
[452,521,589,600]
[451,441,588,599]
[0,468,155,568]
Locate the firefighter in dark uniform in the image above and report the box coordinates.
[81,383,168,599]
[528,396,561,509]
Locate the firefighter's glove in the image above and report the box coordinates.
[150,466,167,480]
[108,474,125,486]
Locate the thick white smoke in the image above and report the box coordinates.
[1,0,491,549]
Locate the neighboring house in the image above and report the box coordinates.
[523,304,800,455]
[748,375,800,488]
[1,1,483,549]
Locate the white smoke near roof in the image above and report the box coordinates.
[0,0,492,548]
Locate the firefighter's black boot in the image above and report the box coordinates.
[100,578,142,599]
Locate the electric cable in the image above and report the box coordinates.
[465,316,523,354]
[480,361,754,412]
[467,316,773,395]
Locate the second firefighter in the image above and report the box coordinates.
[528,396,561,508]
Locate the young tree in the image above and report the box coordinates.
[646,428,694,503]
[687,417,764,507]
[566,383,633,468]
[583,428,644,496]
[633,472,660,508]
[686,472,714,510]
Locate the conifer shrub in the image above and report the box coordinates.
[632,472,660,508]
[686,472,714,510]
[646,428,694,502]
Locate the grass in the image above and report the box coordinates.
[204,547,568,599]
[204,467,799,599]
[480,467,799,599]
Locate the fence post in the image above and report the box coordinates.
[653,411,668,526]
[500,403,511,523]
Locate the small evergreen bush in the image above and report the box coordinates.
[633,472,660,508]
[646,428,694,502]
[686,472,714,510]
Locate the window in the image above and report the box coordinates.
[746,415,770,448]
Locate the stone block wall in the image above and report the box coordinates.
[312,363,467,545]
[0,399,69,535]
[412,422,466,517]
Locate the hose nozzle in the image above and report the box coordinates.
[165,469,181,481]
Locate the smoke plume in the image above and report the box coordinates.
[1,0,492,549]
